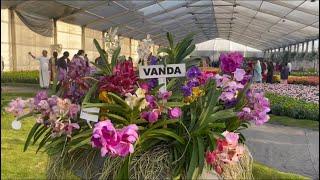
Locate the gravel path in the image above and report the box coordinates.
[242,124,319,179]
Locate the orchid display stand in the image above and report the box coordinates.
[46,145,253,180]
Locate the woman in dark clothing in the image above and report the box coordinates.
[266,61,274,83]
[280,62,289,84]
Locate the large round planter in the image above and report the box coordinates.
[47,145,253,180]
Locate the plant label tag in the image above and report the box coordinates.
[139,64,186,79]
[80,107,100,122]
[158,77,167,93]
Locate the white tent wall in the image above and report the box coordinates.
[194,38,263,61]
[1,9,159,71]
[57,21,82,58]
[1,9,11,71]
[84,28,104,63]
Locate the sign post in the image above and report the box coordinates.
[139,64,186,92]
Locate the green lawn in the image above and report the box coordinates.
[1,92,310,179]
[253,161,310,180]
[1,92,48,179]
[268,114,319,131]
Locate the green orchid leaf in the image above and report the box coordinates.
[107,92,130,109]
[82,82,98,103]
[187,139,199,179]
[197,137,205,175]
[36,131,52,153]
[24,123,41,152]
[165,102,185,107]
[116,155,130,180]
[93,39,111,74]
[111,47,121,69]
[33,126,49,145]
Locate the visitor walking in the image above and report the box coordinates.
[280,62,290,84]
[266,61,274,83]
[253,60,262,83]
[74,50,85,59]
[50,51,58,83]
[56,51,70,71]
[28,50,50,89]
[262,61,268,82]
[287,62,292,75]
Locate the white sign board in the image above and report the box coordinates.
[80,107,100,122]
[139,64,186,79]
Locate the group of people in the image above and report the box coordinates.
[28,49,90,89]
[246,59,292,84]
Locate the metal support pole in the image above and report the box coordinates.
[53,19,57,45]
[305,41,309,52]
[312,40,315,52]
[9,9,17,71]
[102,31,106,50]
[129,37,132,57]
[302,42,305,52]
[81,26,86,50]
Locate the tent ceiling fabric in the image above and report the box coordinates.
[1,0,319,50]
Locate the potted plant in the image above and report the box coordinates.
[6,33,270,180]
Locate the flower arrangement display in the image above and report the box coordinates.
[6,91,80,142]
[57,57,92,104]
[6,32,270,179]
[252,83,319,104]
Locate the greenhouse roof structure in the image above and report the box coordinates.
[1,0,319,50]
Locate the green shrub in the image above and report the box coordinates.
[290,71,319,76]
[266,93,319,121]
[1,70,39,84]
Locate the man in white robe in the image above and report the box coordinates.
[28,50,50,89]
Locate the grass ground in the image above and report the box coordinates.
[1,92,310,179]
[253,161,310,180]
[1,92,48,179]
[268,114,319,131]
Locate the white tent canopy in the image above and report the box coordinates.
[1,0,319,50]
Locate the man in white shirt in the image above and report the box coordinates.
[287,62,292,75]
[28,50,50,89]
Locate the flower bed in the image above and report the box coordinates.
[1,70,39,84]
[273,75,319,86]
[265,93,319,121]
[288,76,319,86]
[252,83,319,104]
[5,33,270,179]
